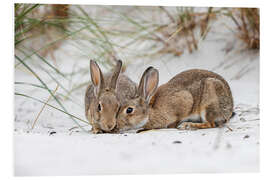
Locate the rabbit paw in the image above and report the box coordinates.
[91,128,103,134]
[178,122,197,130]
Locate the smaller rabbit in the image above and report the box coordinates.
[115,67,234,132]
[85,60,137,133]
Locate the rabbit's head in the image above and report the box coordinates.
[116,67,159,132]
[89,60,122,132]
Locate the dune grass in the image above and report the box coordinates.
[224,8,259,50]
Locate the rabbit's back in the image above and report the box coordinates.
[157,70,231,95]
[148,69,234,129]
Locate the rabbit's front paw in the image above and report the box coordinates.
[91,128,103,134]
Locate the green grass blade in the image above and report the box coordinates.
[15,4,40,30]
[15,81,83,108]
[15,24,91,67]
[34,53,67,79]
[15,92,89,124]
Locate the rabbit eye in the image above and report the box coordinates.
[97,104,102,112]
[126,107,133,114]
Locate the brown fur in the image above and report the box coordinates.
[115,69,234,132]
[84,60,137,133]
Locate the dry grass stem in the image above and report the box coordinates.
[31,84,59,130]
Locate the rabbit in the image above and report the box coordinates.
[115,67,234,132]
[84,60,137,134]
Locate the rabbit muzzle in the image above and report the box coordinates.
[100,120,116,132]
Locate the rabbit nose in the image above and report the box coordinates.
[107,123,115,131]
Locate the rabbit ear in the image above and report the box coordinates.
[138,67,159,103]
[144,68,159,103]
[109,60,122,90]
[138,66,154,97]
[90,60,104,96]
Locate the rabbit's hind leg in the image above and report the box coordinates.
[178,78,225,130]
[178,104,223,130]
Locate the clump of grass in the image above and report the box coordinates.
[69,5,119,68]
[225,8,259,50]
[15,4,70,59]
[156,7,216,56]
[102,6,217,58]
[15,4,91,132]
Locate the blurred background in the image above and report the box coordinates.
[14,4,259,133]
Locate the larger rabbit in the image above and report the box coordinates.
[115,67,234,132]
[84,60,137,133]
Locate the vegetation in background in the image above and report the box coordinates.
[15,4,90,132]
[154,7,215,56]
[15,4,70,58]
[225,8,259,50]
